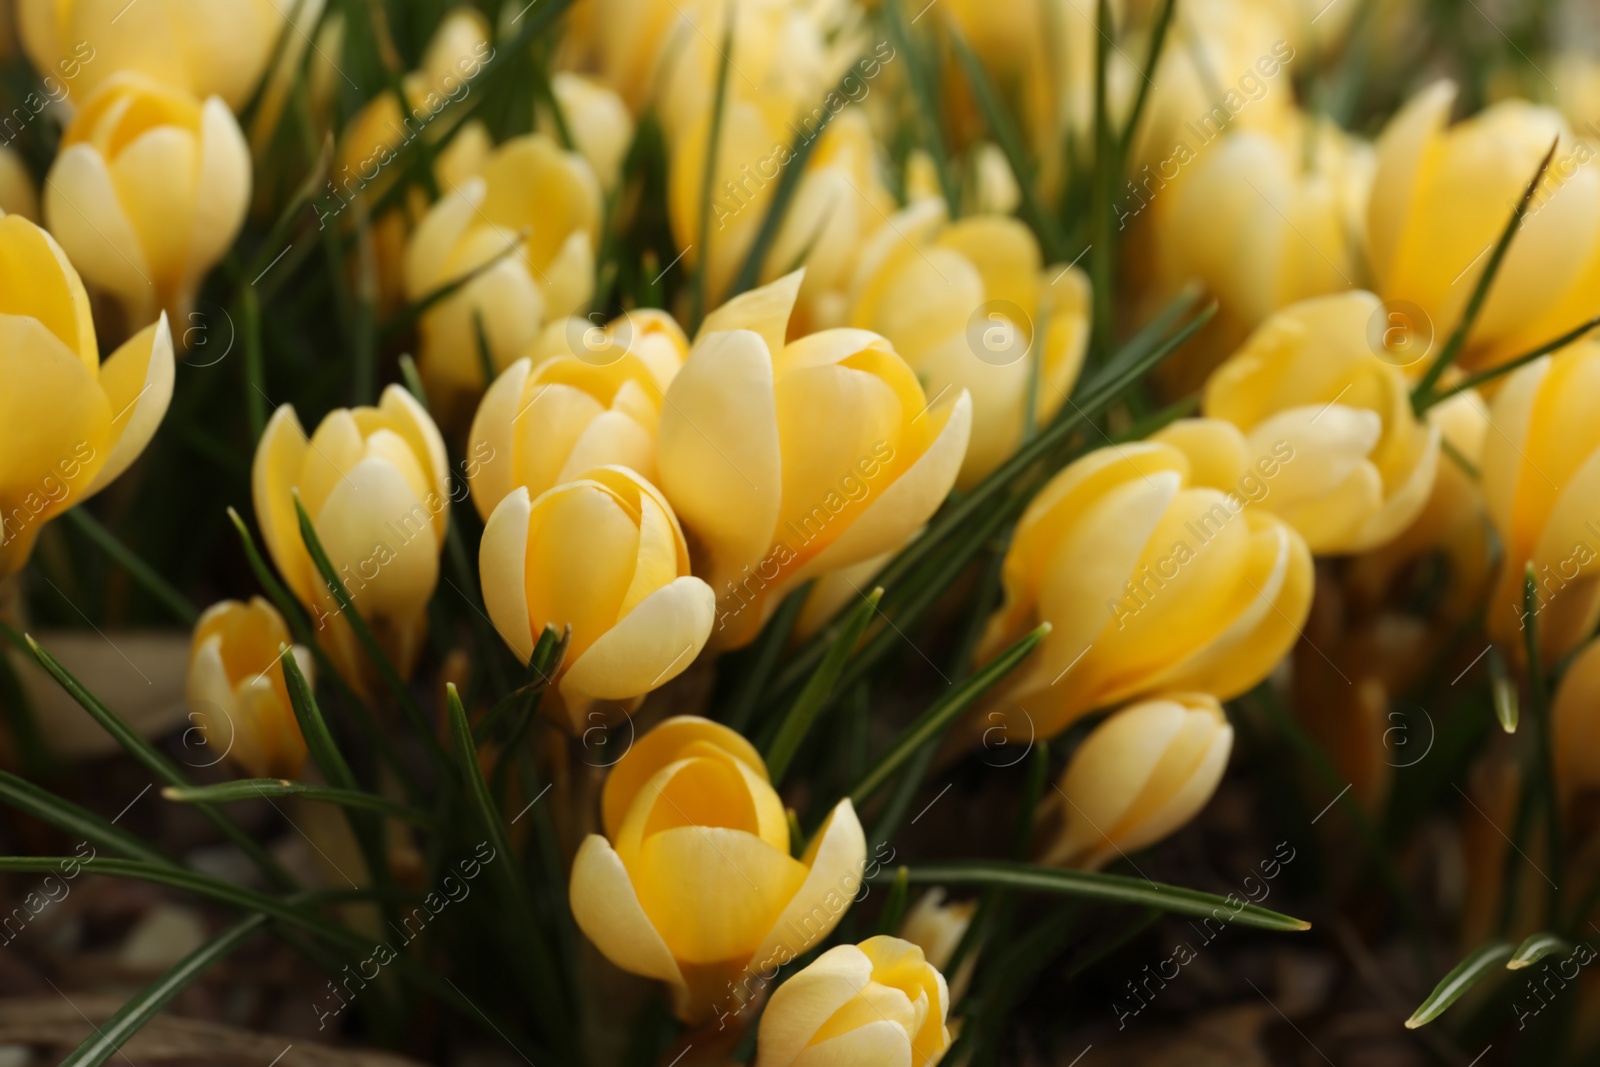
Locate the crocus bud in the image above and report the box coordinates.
[405,133,602,419]
[975,429,1313,739]
[1201,291,1440,554]
[899,888,977,1001]
[0,146,39,221]
[848,199,1088,486]
[570,717,867,1023]
[1554,639,1600,805]
[467,339,666,520]
[656,271,972,648]
[480,466,715,727]
[1481,339,1600,664]
[543,73,634,193]
[0,214,174,578]
[186,598,312,779]
[756,936,951,1067]
[252,385,450,688]
[19,0,285,109]
[1140,122,1371,388]
[1042,694,1233,870]
[1368,82,1600,375]
[46,75,250,326]
[763,109,897,335]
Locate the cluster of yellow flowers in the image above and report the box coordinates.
[7,0,1600,1057]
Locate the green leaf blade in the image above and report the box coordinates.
[1406,941,1513,1028]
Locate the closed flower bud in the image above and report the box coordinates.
[1140,123,1371,389]
[1481,339,1600,664]
[0,147,39,221]
[757,936,951,1067]
[468,333,668,520]
[1042,694,1233,870]
[570,716,866,1023]
[657,271,972,648]
[20,0,285,109]
[765,110,897,335]
[1368,82,1600,375]
[252,385,450,687]
[46,75,250,326]
[186,598,311,779]
[0,214,174,578]
[975,428,1313,739]
[479,467,715,726]
[543,73,634,192]
[405,133,602,419]
[848,199,1089,487]
[1202,291,1440,554]
[899,889,976,1002]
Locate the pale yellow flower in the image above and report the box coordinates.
[19,0,286,109]
[252,386,451,687]
[1480,339,1600,664]
[186,598,312,780]
[848,199,1089,487]
[656,271,971,647]
[479,467,714,726]
[756,936,952,1067]
[543,73,635,192]
[1368,82,1600,375]
[46,75,250,325]
[0,214,173,578]
[975,429,1313,739]
[1201,291,1439,554]
[570,717,866,1023]
[405,133,602,419]
[1042,694,1233,869]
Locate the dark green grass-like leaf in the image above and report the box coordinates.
[0,770,173,867]
[23,635,296,891]
[687,5,737,332]
[162,779,435,827]
[291,491,451,773]
[1411,139,1560,408]
[766,588,881,784]
[1406,941,1513,1028]
[445,683,575,1054]
[1507,932,1571,970]
[63,510,197,626]
[849,622,1049,804]
[60,912,270,1067]
[944,21,1066,259]
[866,860,1311,932]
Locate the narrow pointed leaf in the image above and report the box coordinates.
[161,780,435,827]
[767,588,881,784]
[291,492,449,772]
[23,635,295,891]
[850,622,1049,804]
[0,771,173,867]
[1412,139,1560,407]
[60,912,270,1067]
[446,684,574,1047]
[945,21,1065,258]
[64,510,197,625]
[1406,941,1513,1027]
[866,860,1311,932]
[1507,932,1570,970]
[1426,310,1600,408]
